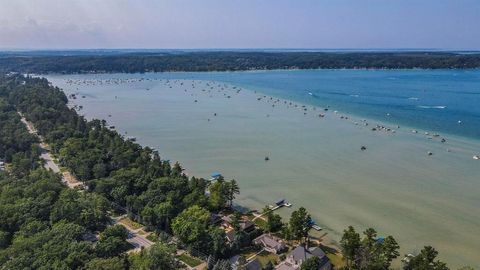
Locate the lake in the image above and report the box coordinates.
[47,70,480,268]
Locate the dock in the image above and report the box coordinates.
[252,199,292,221]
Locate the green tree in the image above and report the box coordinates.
[357,227,378,269]
[84,257,126,270]
[225,179,240,208]
[404,246,449,270]
[129,243,177,270]
[380,235,400,269]
[171,205,210,248]
[289,207,312,243]
[340,226,361,268]
[171,162,183,178]
[95,235,131,258]
[0,230,10,248]
[100,225,128,241]
[209,177,227,210]
[210,227,228,258]
[148,243,177,270]
[265,211,283,232]
[301,256,322,270]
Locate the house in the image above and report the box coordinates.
[209,213,223,225]
[221,215,255,233]
[230,255,262,270]
[253,233,286,254]
[225,230,235,243]
[275,246,332,270]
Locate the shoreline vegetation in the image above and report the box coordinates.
[0,73,472,269]
[1,51,480,74]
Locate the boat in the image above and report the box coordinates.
[284,202,292,207]
[473,155,480,160]
[309,220,322,231]
[361,146,367,151]
[210,172,222,180]
[275,199,285,206]
[265,156,270,161]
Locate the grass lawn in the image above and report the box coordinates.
[253,217,267,228]
[240,246,262,258]
[119,217,143,230]
[326,251,344,269]
[177,253,203,267]
[255,250,279,267]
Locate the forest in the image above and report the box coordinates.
[1,51,480,74]
[0,73,243,269]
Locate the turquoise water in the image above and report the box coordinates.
[47,70,480,268]
[105,69,480,139]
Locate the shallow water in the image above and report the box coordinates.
[47,71,480,268]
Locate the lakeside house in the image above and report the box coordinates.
[219,214,258,245]
[230,255,262,270]
[275,246,332,270]
[221,215,256,233]
[253,233,286,254]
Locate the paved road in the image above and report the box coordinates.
[113,216,154,250]
[19,113,83,189]
[126,232,154,249]
[40,150,60,173]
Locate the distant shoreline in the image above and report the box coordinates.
[3,51,480,74]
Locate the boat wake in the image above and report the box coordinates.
[418,105,447,109]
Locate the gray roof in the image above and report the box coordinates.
[226,230,235,242]
[289,245,313,262]
[308,247,327,258]
[230,256,262,270]
[246,258,262,270]
[240,220,255,231]
[275,262,296,270]
[288,246,331,269]
[254,234,284,249]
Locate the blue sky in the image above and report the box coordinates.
[1,0,479,49]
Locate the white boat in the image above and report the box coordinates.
[312,224,322,231]
[473,155,480,160]
[284,202,292,207]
